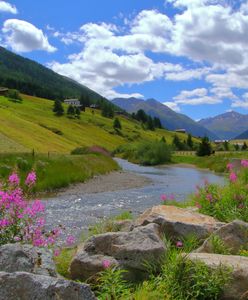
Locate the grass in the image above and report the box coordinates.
[0,152,119,192]
[54,247,77,278]
[0,94,192,153]
[173,151,248,173]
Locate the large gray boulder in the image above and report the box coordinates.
[188,253,248,300]
[0,271,96,300]
[70,223,166,281]
[0,243,57,277]
[135,205,224,240]
[196,220,248,254]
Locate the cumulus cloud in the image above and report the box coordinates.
[163,101,181,112]
[49,1,248,103]
[0,1,17,14]
[2,19,56,52]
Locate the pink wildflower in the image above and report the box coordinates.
[102,259,111,269]
[169,194,175,201]
[229,172,237,183]
[195,202,202,209]
[241,160,248,168]
[0,219,10,228]
[54,249,61,257]
[25,171,36,186]
[206,193,213,202]
[14,236,21,242]
[176,241,183,248]
[226,163,233,171]
[8,173,20,186]
[66,235,76,246]
[161,194,167,201]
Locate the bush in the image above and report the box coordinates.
[7,89,22,103]
[71,147,90,155]
[196,136,212,156]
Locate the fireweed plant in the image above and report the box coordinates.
[0,171,74,254]
[191,159,248,222]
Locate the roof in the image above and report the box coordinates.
[0,87,9,92]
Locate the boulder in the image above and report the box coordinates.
[196,220,248,254]
[0,271,96,300]
[0,243,57,277]
[135,205,224,240]
[70,223,166,281]
[188,253,248,300]
[112,219,133,232]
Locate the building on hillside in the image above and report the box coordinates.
[90,104,100,109]
[115,111,125,115]
[214,140,229,144]
[64,99,81,107]
[0,87,9,96]
[175,129,186,134]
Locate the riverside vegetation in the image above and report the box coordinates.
[2,161,248,298]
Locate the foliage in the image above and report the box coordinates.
[54,247,77,278]
[101,102,114,118]
[186,134,194,150]
[196,136,212,156]
[208,235,231,255]
[71,147,90,155]
[53,100,64,116]
[0,153,119,193]
[132,109,163,131]
[113,117,122,130]
[7,89,22,102]
[191,160,248,222]
[67,104,75,116]
[0,171,61,247]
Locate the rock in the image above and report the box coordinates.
[135,205,224,240]
[188,253,248,300]
[70,223,166,281]
[112,219,133,232]
[196,220,248,254]
[0,243,57,277]
[0,271,96,300]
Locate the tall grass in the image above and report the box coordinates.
[0,152,119,192]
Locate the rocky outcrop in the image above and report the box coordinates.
[0,271,96,300]
[188,253,248,300]
[0,243,57,277]
[196,220,248,254]
[135,205,224,240]
[70,223,166,281]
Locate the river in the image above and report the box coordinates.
[43,158,225,242]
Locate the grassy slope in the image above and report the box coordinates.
[0,94,192,153]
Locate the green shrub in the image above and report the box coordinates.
[71,147,90,155]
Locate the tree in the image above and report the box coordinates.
[172,135,185,150]
[242,142,248,151]
[153,117,162,129]
[136,109,148,123]
[161,136,166,143]
[147,116,155,131]
[113,117,122,130]
[223,140,229,151]
[234,144,240,151]
[196,136,212,156]
[101,103,114,118]
[67,105,75,116]
[75,107,81,118]
[53,100,64,116]
[186,134,193,150]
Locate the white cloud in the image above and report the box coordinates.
[2,19,56,52]
[232,92,248,109]
[0,1,17,14]
[163,101,181,112]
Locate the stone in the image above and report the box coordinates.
[196,220,248,254]
[70,223,166,281]
[135,205,224,240]
[112,219,133,232]
[0,243,57,277]
[188,253,248,300]
[0,271,96,300]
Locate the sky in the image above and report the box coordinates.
[1,0,248,120]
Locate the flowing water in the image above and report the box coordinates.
[43,158,225,241]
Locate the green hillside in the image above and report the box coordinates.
[0,94,192,153]
[0,46,107,102]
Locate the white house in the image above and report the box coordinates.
[64,99,81,107]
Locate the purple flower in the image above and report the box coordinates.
[54,249,60,257]
[66,235,76,246]
[226,163,233,171]
[102,259,111,269]
[161,194,167,201]
[8,173,20,186]
[230,172,237,183]
[25,171,36,186]
[241,160,248,168]
[176,241,183,248]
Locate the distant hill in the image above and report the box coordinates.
[234,129,248,140]
[0,46,107,102]
[198,111,248,140]
[112,97,218,139]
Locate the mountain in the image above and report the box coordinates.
[112,97,218,139]
[0,46,107,102]
[234,129,248,140]
[198,111,248,140]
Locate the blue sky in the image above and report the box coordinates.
[1,0,248,120]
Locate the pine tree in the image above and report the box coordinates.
[147,116,155,131]
[75,107,81,118]
[196,136,212,156]
[186,134,193,150]
[161,136,166,143]
[67,105,75,116]
[53,100,64,116]
[242,142,248,150]
[113,117,122,130]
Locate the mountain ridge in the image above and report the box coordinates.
[112,97,218,140]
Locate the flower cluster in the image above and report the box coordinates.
[0,171,62,250]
